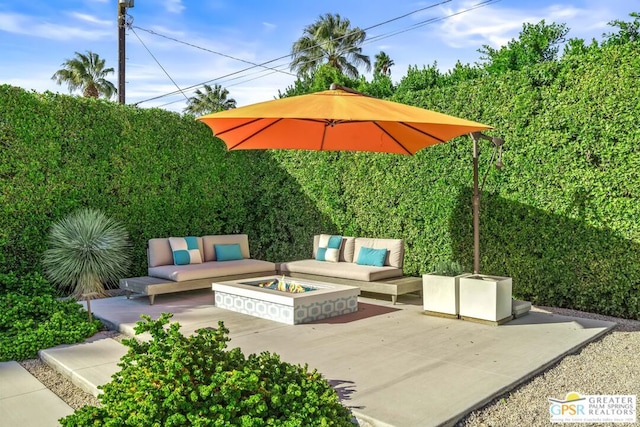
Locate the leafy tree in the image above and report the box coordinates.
[184,83,236,116]
[395,63,442,93]
[374,51,395,76]
[563,37,599,57]
[278,64,359,98]
[290,13,371,78]
[51,51,116,99]
[602,11,640,46]
[442,61,485,85]
[358,72,395,99]
[478,20,569,74]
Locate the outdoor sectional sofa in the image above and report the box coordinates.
[279,234,422,304]
[120,233,422,305]
[119,234,277,304]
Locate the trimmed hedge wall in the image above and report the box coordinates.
[0,87,334,281]
[1,41,639,318]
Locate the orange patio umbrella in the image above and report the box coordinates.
[196,84,492,155]
[197,84,499,274]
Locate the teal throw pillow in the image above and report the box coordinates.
[315,234,342,262]
[356,247,387,267]
[169,236,202,265]
[215,243,243,261]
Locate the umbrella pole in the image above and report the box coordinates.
[470,132,505,275]
[472,136,481,275]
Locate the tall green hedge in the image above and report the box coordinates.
[1,41,639,318]
[0,87,334,280]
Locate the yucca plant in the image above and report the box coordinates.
[42,208,132,299]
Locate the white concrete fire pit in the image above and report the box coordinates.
[212,276,360,324]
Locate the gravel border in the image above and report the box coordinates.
[456,306,640,426]
[19,358,101,410]
[20,305,640,425]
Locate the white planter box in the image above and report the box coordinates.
[422,273,471,317]
[459,275,513,323]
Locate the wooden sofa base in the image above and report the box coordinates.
[119,272,276,305]
[120,272,422,306]
[282,272,422,304]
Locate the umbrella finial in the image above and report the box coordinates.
[328,83,369,96]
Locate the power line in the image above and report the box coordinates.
[129,25,189,101]
[134,0,500,107]
[131,25,297,78]
[133,0,457,106]
[365,0,500,44]
[224,0,501,91]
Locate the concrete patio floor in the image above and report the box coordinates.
[3,289,616,427]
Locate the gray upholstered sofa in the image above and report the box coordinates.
[279,235,404,280]
[121,233,420,305]
[279,235,421,303]
[119,234,277,304]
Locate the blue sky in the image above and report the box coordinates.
[0,0,635,112]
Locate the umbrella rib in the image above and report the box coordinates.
[372,122,414,155]
[220,118,284,150]
[399,122,447,145]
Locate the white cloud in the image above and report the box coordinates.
[0,13,29,34]
[0,12,112,41]
[438,3,529,49]
[436,1,625,51]
[67,12,111,26]
[164,0,185,14]
[263,22,277,32]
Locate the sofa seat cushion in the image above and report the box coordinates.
[149,259,277,282]
[279,259,402,282]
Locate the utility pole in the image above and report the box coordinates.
[118,0,134,104]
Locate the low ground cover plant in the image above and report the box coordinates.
[60,313,355,426]
[0,272,101,361]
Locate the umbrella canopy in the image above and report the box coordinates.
[197,85,492,155]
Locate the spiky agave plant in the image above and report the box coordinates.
[43,208,132,299]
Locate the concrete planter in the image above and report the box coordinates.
[422,273,471,318]
[459,274,513,323]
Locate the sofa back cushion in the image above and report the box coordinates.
[354,237,404,268]
[169,236,203,265]
[202,234,250,261]
[313,235,355,262]
[148,237,204,267]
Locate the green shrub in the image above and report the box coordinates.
[0,272,101,361]
[432,260,464,277]
[60,313,355,427]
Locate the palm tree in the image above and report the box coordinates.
[51,51,117,99]
[290,13,371,79]
[374,51,395,76]
[184,84,236,116]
